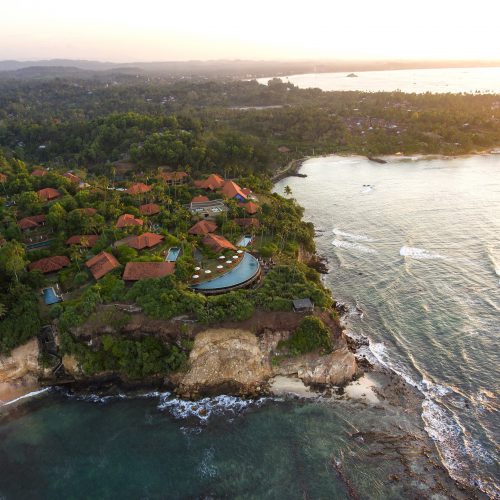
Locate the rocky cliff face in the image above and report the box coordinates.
[0,339,44,403]
[176,328,357,399]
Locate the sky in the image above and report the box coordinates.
[1,0,500,62]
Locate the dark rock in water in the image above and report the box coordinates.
[367,156,387,164]
[307,256,329,274]
[347,73,358,78]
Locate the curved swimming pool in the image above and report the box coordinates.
[191,252,260,294]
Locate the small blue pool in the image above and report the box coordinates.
[191,252,260,293]
[27,239,53,250]
[237,235,253,247]
[42,287,62,305]
[166,247,181,262]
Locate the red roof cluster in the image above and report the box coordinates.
[202,233,236,253]
[139,203,161,216]
[194,174,225,191]
[17,214,46,230]
[66,235,99,247]
[85,251,120,280]
[116,232,164,250]
[29,255,70,274]
[188,220,217,235]
[116,214,144,228]
[37,188,61,201]
[122,262,175,281]
[126,183,152,195]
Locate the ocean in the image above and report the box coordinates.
[0,154,498,498]
[257,66,500,94]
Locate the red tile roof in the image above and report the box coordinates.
[202,233,237,253]
[221,180,247,200]
[241,188,253,196]
[17,214,46,230]
[191,195,210,203]
[66,235,99,247]
[188,220,217,235]
[31,169,47,177]
[234,218,260,229]
[122,262,175,281]
[126,183,152,195]
[63,172,81,183]
[37,188,61,201]
[139,203,161,216]
[116,214,144,228]
[157,171,188,182]
[194,174,225,191]
[0,173,7,183]
[85,251,120,280]
[81,207,97,216]
[116,232,164,250]
[29,255,70,274]
[240,201,259,215]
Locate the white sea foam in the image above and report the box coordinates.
[67,391,171,404]
[0,387,50,407]
[332,239,376,254]
[400,246,445,260]
[361,186,374,194]
[332,228,375,242]
[158,394,273,422]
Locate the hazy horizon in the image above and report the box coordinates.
[2,0,500,62]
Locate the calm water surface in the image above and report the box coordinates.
[258,67,500,94]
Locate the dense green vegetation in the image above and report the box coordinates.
[278,316,332,356]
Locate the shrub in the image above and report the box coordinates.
[279,316,332,356]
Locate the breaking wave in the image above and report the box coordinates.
[399,246,445,260]
[0,388,50,407]
[333,228,375,242]
[332,239,377,254]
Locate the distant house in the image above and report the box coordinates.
[18,214,46,231]
[234,218,260,229]
[292,298,314,313]
[191,195,210,203]
[63,172,81,184]
[80,207,97,216]
[31,169,47,177]
[122,261,175,281]
[194,174,225,191]
[202,233,237,253]
[29,256,70,274]
[157,171,188,186]
[139,203,161,216]
[0,173,7,183]
[277,146,291,153]
[240,201,259,215]
[221,180,247,202]
[115,232,164,250]
[85,251,120,280]
[188,220,217,236]
[116,214,144,228]
[66,235,99,248]
[126,183,152,195]
[37,188,61,202]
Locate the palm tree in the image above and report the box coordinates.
[284,185,292,197]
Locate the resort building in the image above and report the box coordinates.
[29,255,70,274]
[157,171,189,185]
[221,180,247,202]
[115,232,164,250]
[63,172,81,184]
[126,183,152,195]
[188,220,217,235]
[85,251,120,280]
[234,218,260,229]
[65,235,99,248]
[202,233,237,253]
[17,215,46,231]
[191,195,209,203]
[122,262,175,281]
[139,203,161,216]
[240,201,259,215]
[292,298,315,313]
[187,199,228,219]
[37,188,61,202]
[116,214,144,228]
[194,173,225,191]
